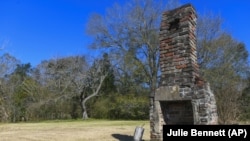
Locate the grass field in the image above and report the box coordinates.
[0,119,150,141]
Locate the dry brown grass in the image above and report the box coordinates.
[0,119,150,141]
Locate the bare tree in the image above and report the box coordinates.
[86,0,179,92]
[197,13,249,123]
[33,55,109,119]
[79,58,109,119]
[86,0,182,123]
[35,57,87,100]
[0,53,20,78]
[0,53,20,122]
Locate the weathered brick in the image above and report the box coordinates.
[152,4,218,141]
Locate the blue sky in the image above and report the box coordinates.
[0,0,249,67]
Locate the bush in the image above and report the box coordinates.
[90,94,149,120]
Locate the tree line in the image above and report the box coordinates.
[0,0,250,124]
[0,53,150,122]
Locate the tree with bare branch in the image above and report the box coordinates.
[79,56,109,119]
[32,55,109,119]
[197,13,249,123]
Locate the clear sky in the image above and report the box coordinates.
[0,0,249,67]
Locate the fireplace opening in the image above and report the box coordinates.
[160,100,194,125]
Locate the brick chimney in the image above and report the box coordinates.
[150,4,218,141]
[159,3,199,87]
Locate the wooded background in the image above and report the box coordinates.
[0,0,249,124]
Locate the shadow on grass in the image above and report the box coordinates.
[112,134,134,141]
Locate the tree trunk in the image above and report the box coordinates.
[81,101,88,119]
[80,74,107,119]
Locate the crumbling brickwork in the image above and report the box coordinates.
[159,3,198,87]
[150,4,218,141]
